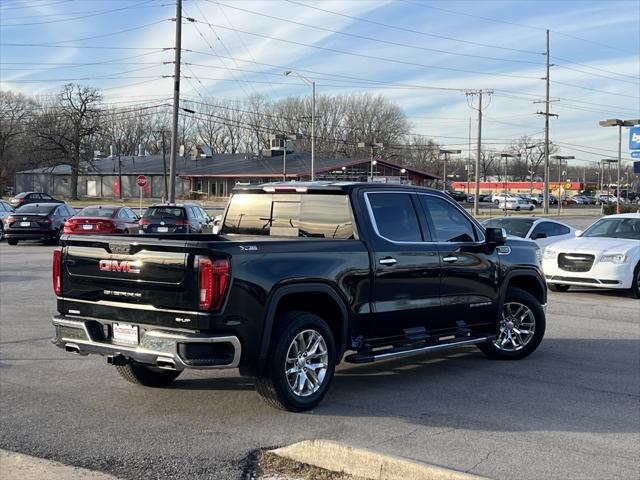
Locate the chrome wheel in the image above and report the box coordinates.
[494,302,536,352]
[285,329,328,397]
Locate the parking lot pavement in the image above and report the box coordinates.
[1,239,639,480]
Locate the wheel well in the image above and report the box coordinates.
[275,292,346,355]
[507,275,545,304]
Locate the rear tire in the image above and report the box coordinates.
[0,224,4,241]
[477,287,545,360]
[115,363,181,387]
[256,311,336,412]
[7,239,18,245]
[548,284,570,292]
[628,263,640,299]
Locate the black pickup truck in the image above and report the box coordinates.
[52,182,546,411]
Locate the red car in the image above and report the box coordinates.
[64,205,140,235]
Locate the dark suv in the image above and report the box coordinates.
[5,203,75,245]
[139,204,212,234]
[10,192,64,208]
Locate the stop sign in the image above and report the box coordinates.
[136,175,148,187]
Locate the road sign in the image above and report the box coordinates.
[630,127,640,150]
[136,175,148,187]
[632,151,640,159]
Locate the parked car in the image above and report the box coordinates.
[520,194,543,205]
[543,213,640,298]
[491,193,509,204]
[139,203,212,234]
[483,217,576,248]
[598,194,618,204]
[9,192,64,208]
[445,190,467,202]
[4,203,75,245]
[0,200,15,241]
[64,205,140,235]
[51,182,547,411]
[549,195,559,205]
[561,196,576,205]
[497,196,535,211]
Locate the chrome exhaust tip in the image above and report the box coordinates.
[156,357,176,370]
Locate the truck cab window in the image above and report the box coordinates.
[367,193,422,242]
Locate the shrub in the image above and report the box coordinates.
[603,204,640,215]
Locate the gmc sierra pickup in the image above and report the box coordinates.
[52,182,547,411]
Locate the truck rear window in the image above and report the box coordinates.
[223,193,355,239]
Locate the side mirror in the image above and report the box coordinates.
[531,232,547,240]
[485,227,507,246]
[575,230,583,237]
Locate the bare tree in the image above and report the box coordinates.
[34,84,102,199]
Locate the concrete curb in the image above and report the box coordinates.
[270,440,488,480]
[0,449,119,480]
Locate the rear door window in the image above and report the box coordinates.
[367,193,422,242]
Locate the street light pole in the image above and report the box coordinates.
[599,118,640,213]
[358,142,383,182]
[552,155,574,216]
[284,70,316,180]
[439,149,461,192]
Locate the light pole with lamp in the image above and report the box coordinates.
[599,119,640,213]
[499,153,515,213]
[439,149,462,192]
[284,70,316,181]
[358,142,384,182]
[552,155,574,215]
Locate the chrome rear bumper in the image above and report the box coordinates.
[52,315,241,371]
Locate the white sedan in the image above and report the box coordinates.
[542,213,640,298]
[483,217,576,248]
[497,196,535,211]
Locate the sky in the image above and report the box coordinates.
[1,0,639,167]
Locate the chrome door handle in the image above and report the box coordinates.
[379,257,397,266]
[442,256,458,263]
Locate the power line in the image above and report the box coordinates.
[185,49,468,92]
[552,80,639,99]
[0,0,158,26]
[286,0,542,56]
[551,56,639,81]
[187,17,542,81]
[0,19,169,46]
[212,0,545,66]
[0,0,73,11]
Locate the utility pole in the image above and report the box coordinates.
[168,0,182,204]
[466,90,492,216]
[534,29,559,215]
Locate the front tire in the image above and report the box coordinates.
[115,363,181,387]
[7,238,18,245]
[256,311,336,412]
[477,287,545,360]
[628,263,640,299]
[548,284,570,292]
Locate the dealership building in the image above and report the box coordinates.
[15,143,439,199]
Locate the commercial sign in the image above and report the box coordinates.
[631,151,640,159]
[630,126,640,150]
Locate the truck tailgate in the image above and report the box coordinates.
[59,235,228,328]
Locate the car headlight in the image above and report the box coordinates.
[543,248,557,260]
[599,253,627,264]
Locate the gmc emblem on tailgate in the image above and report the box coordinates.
[98,259,141,274]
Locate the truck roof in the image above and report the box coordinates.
[232,181,447,196]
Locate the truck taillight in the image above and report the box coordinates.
[53,249,62,296]
[198,257,230,311]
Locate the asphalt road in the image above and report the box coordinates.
[1,221,638,480]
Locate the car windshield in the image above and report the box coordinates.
[582,218,640,240]
[77,207,117,218]
[144,207,185,220]
[15,204,56,214]
[483,218,535,238]
[15,192,28,198]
